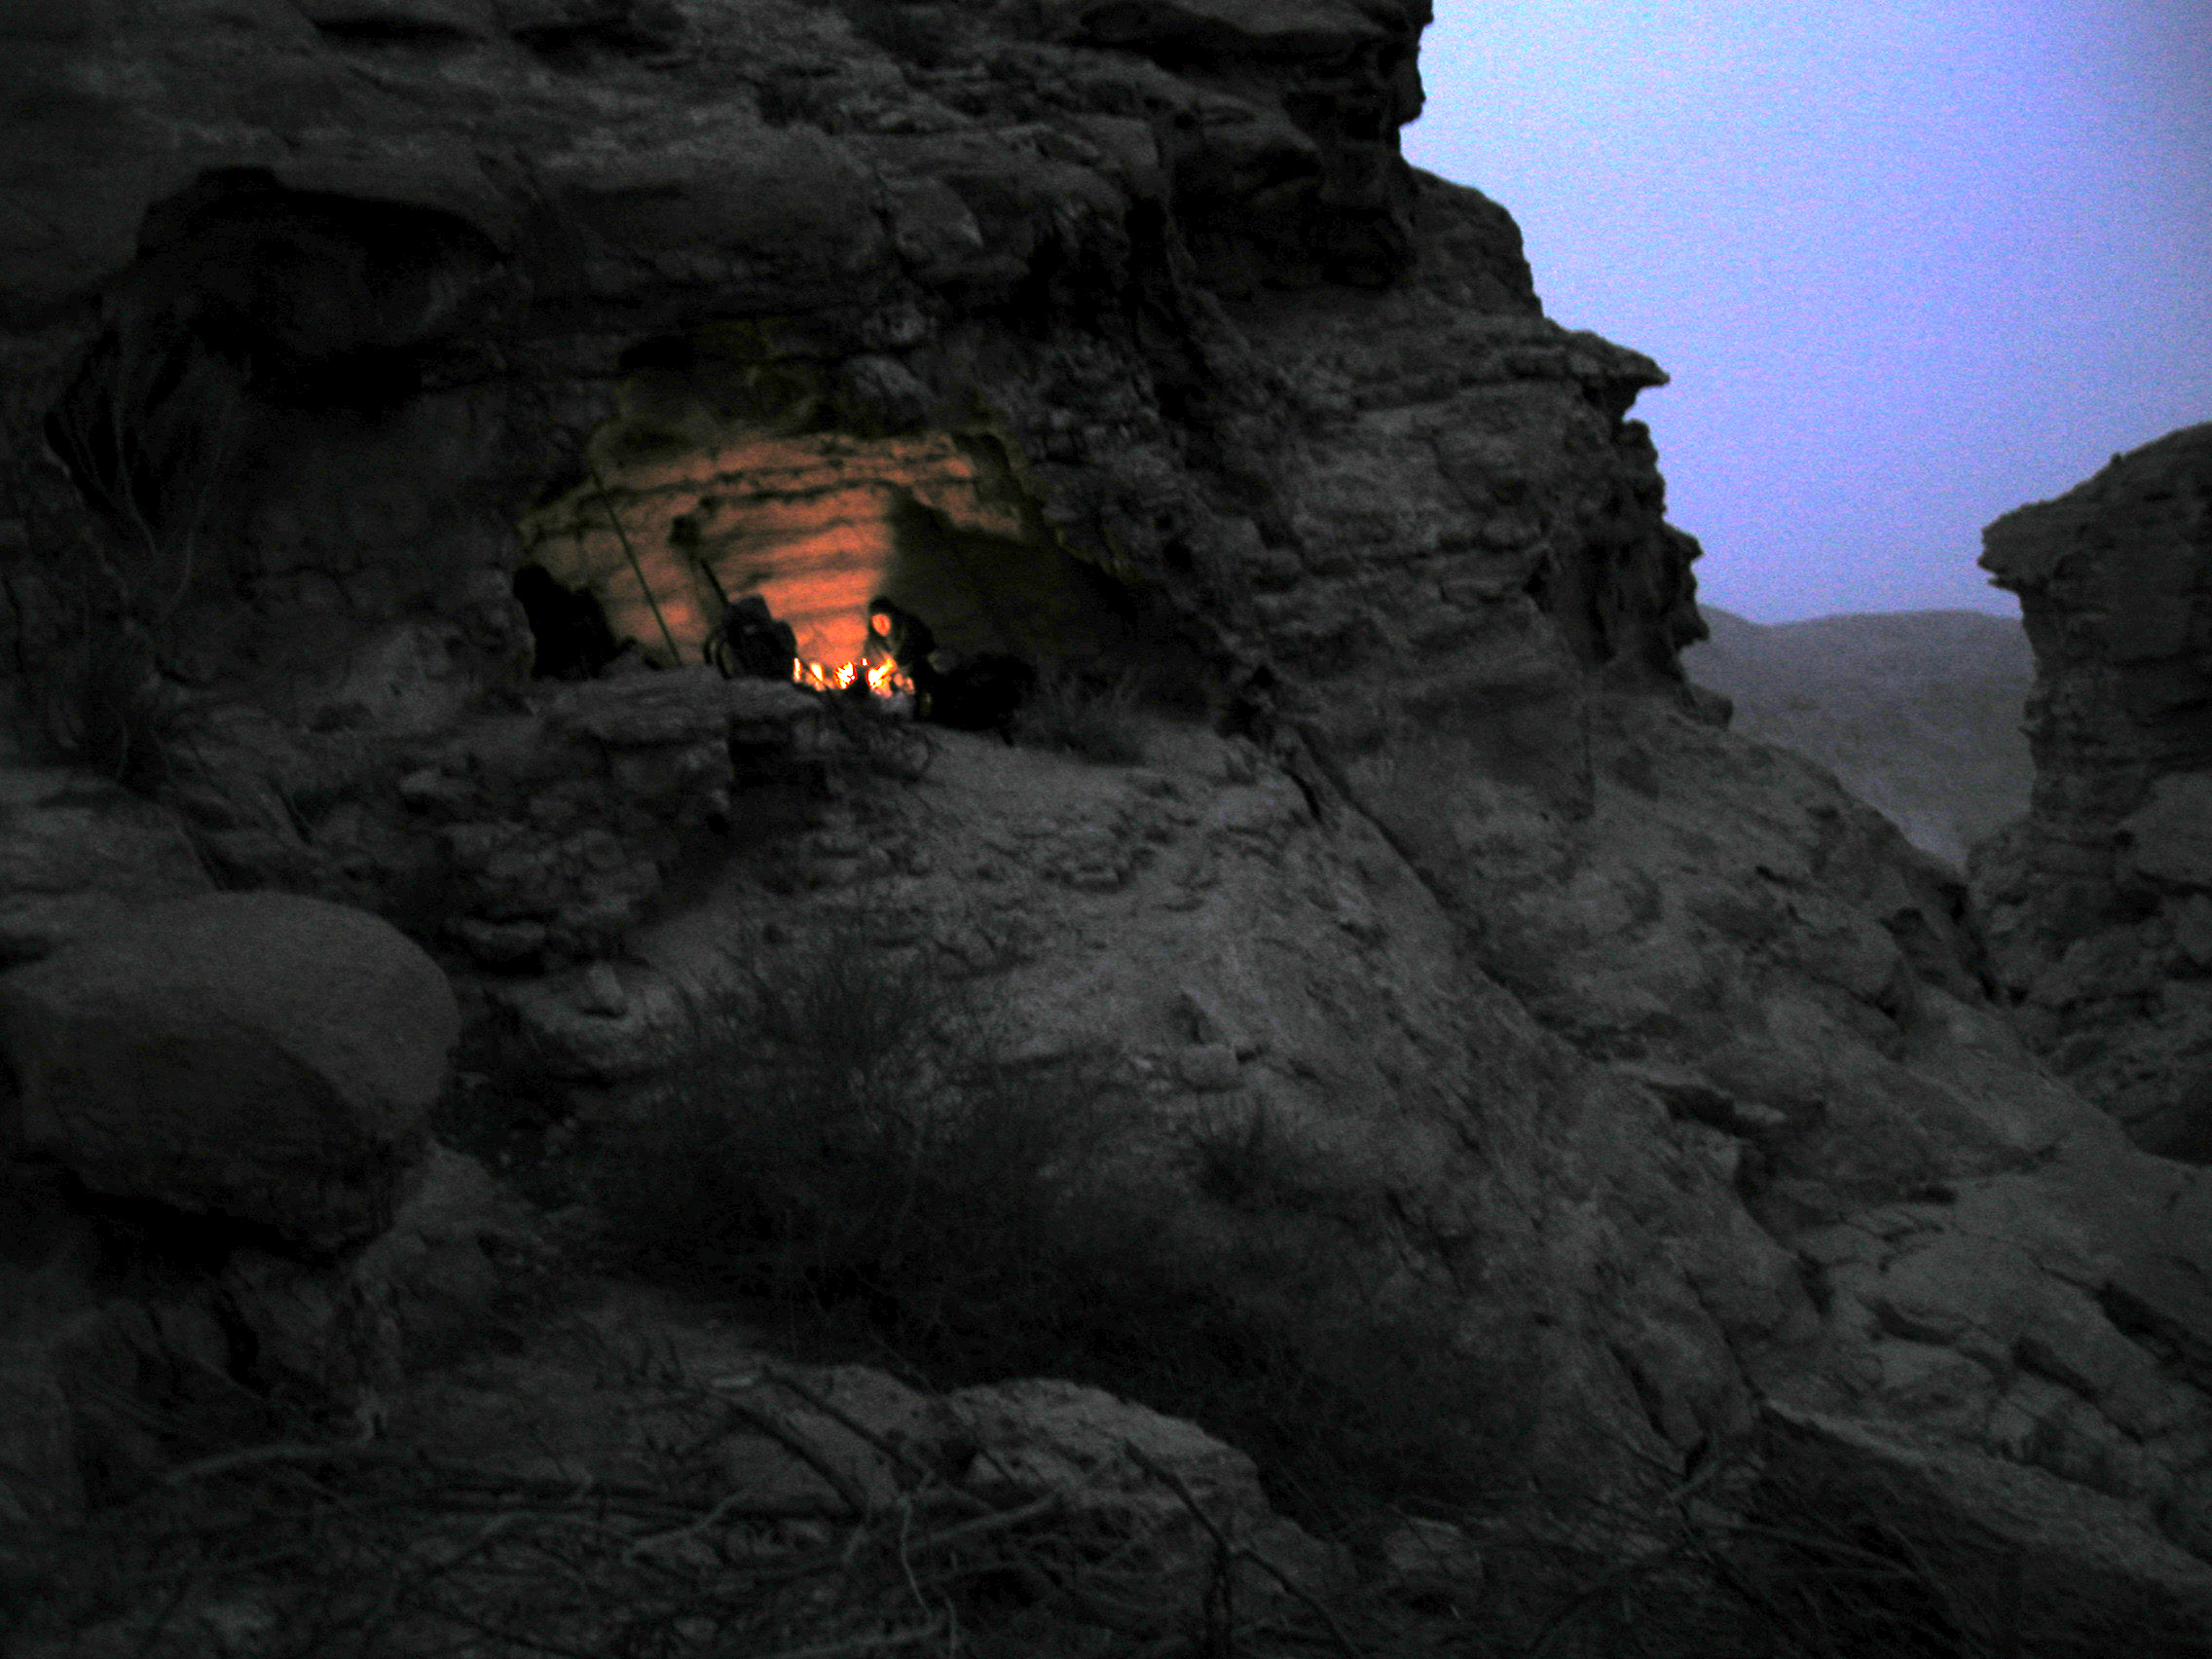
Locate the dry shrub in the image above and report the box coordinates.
[591,931,1113,1346]
[589,938,1526,1532]
[1014,669,1149,765]
[19,1385,2203,1659]
[2,313,240,794]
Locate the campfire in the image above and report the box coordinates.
[794,657,908,695]
[793,610,915,697]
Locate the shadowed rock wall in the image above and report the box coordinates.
[0,0,1729,1504]
[0,0,1697,752]
[6,1,2212,1600]
[1972,424,2212,1158]
[0,0,1707,966]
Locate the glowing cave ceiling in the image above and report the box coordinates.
[521,427,1042,677]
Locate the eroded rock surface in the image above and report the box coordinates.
[0,1135,537,1522]
[1971,424,2212,1159]
[491,711,2212,1587]
[0,891,458,1250]
[1764,1402,2212,1645]
[0,767,213,967]
[1,0,2210,1623]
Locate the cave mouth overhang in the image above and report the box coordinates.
[513,361,1181,718]
[17,158,1218,754]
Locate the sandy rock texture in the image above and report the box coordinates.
[500,711,2212,1590]
[1971,424,2212,1159]
[0,1135,537,1524]
[1395,682,2212,1588]
[0,766,213,968]
[0,0,2209,1619]
[0,891,458,1250]
[501,720,1770,1496]
[1684,605,2034,868]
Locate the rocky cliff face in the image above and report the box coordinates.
[6,0,2212,1624]
[1971,424,2212,1159]
[0,0,1688,936]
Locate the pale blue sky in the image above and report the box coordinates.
[1401,1,2212,622]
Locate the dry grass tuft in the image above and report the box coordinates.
[1014,671,1150,765]
[2,315,240,794]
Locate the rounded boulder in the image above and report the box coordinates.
[0,893,459,1253]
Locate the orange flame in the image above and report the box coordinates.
[793,655,912,697]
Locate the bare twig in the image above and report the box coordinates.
[620,1487,768,1565]
[124,1551,202,1659]
[755,1367,944,1493]
[1523,1537,1696,1659]
[713,1396,877,1519]
[900,1493,1063,1558]
[156,1439,874,1526]
[391,1597,608,1659]
[1123,1441,1368,1659]
[163,1441,405,1488]
[1122,1441,1237,1657]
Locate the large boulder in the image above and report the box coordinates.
[0,1134,529,1524]
[0,891,458,1252]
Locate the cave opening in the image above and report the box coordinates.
[514,357,1170,733]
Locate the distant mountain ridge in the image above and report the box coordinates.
[1681,606,2035,866]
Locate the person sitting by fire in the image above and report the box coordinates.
[708,593,798,682]
[866,597,1038,741]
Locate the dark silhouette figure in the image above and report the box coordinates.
[709,594,799,682]
[867,598,1036,741]
[512,565,618,680]
[866,596,936,682]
